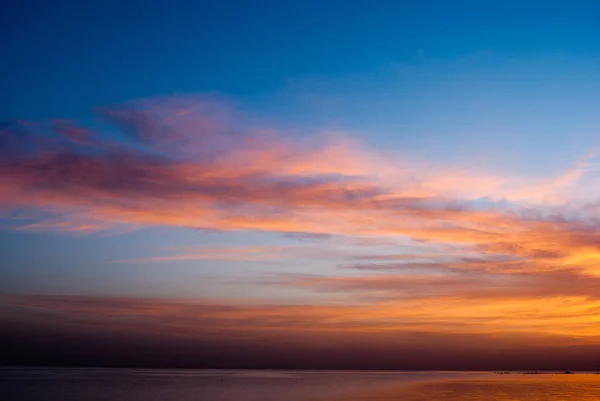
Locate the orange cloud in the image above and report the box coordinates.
[3,95,600,352]
[3,293,599,349]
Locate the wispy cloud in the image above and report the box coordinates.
[3,293,599,349]
[2,95,600,347]
[2,96,597,236]
[110,244,349,263]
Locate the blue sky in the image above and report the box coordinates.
[4,1,599,166]
[2,1,600,360]
[4,0,599,116]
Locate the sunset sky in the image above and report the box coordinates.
[2,0,600,369]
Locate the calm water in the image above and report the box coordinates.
[2,368,600,401]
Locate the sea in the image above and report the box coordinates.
[2,367,600,401]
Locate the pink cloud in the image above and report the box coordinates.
[4,95,600,345]
[3,97,600,273]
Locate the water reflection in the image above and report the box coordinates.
[357,375,600,401]
[2,368,599,401]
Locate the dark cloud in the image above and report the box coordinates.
[2,294,600,370]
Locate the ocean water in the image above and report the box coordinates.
[2,368,600,401]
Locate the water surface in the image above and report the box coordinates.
[2,368,599,401]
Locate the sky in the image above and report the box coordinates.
[1,0,600,370]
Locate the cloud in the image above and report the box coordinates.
[1,97,403,234]
[2,98,600,257]
[5,295,600,370]
[3,98,600,274]
[284,267,600,302]
[110,244,351,263]
[3,293,599,350]
[3,95,600,355]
